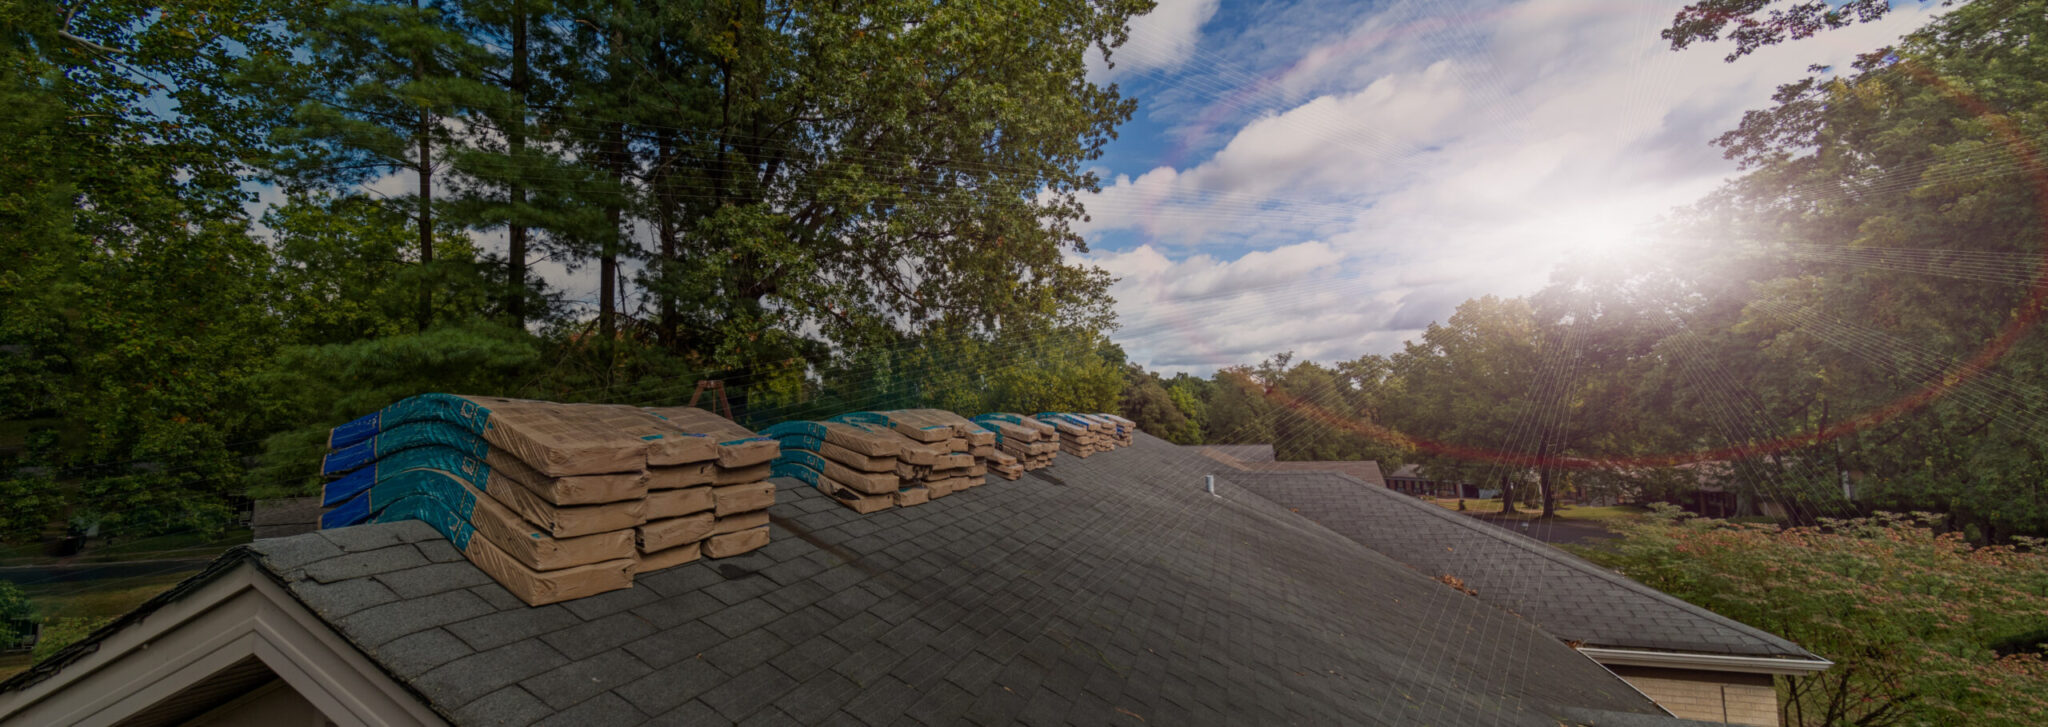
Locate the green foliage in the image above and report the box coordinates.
[1119,368,1191,443]
[0,582,31,646]
[1588,513,2048,726]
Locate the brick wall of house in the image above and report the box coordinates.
[1610,666,1779,726]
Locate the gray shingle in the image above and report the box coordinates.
[622,621,725,669]
[415,638,570,708]
[370,628,474,675]
[299,545,429,584]
[446,603,582,652]
[374,560,495,599]
[335,588,494,647]
[454,686,554,727]
[522,650,654,710]
[698,663,799,721]
[321,522,422,553]
[530,692,646,727]
[615,657,727,715]
[541,612,656,661]
[290,576,399,619]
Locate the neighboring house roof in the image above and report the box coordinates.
[1218,470,1825,664]
[6,434,1675,726]
[1389,464,1424,480]
[1199,445,1386,487]
[1240,460,1387,487]
[1197,444,1274,463]
[250,496,322,540]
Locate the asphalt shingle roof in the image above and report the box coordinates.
[1216,469,1817,660]
[221,433,1676,725]
[1197,444,1275,463]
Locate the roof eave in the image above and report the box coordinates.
[1578,646,1834,675]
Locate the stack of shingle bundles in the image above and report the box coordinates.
[1033,412,1101,457]
[639,406,779,560]
[984,448,1024,480]
[836,412,974,499]
[891,409,995,488]
[1071,414,1125,449]
[761,420,903,514]
[1097,413,1137,446]
[971,413,1058,471]
[318,395,663,605]
[1080,413,1124,448]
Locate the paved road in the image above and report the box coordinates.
[1464,513,1619,546]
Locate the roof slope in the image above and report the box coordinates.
[1197,444,1275,463]
[71,433,1674,725]
[1217,470,1817,660]
[1240,460,1387,487]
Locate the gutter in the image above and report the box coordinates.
[1578,646,1834,675]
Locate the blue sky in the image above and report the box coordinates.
[1074,0,1941,375]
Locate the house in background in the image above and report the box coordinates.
[1385,463,1482,498]
[1,433,1792,726]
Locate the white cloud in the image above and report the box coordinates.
[1076,240,1399,375]
[1082,0,1946,374]
[1088,0,1222,81]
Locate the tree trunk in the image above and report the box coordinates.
[506,0,528,328]
[413,0,433,332]
[598,10,623,345]
[656,126,678,348]
[1537,441,1556,518]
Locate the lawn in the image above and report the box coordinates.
[1423,497,1649,522]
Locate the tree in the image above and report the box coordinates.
[1388,297,1549,514]
[1119,367,1191,441]
[2,0,298,536]
[266,0,498,331]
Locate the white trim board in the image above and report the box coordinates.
[1580,646,1834,675]
[0,562,445,727]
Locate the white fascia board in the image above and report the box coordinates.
[1578,646,1834,675]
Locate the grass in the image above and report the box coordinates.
[1424,497,1650,522]
[17,569,204,621]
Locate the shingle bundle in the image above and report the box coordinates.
[1068,413,1129,449]
[886,409,997,488]
[638,406,780,564]
[1033,412,1105,457]
[316,395,778,605]
[1095,413,1138,446]
[972,413,1059,471]
[763,420,907,513]
[836,411,977,499]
